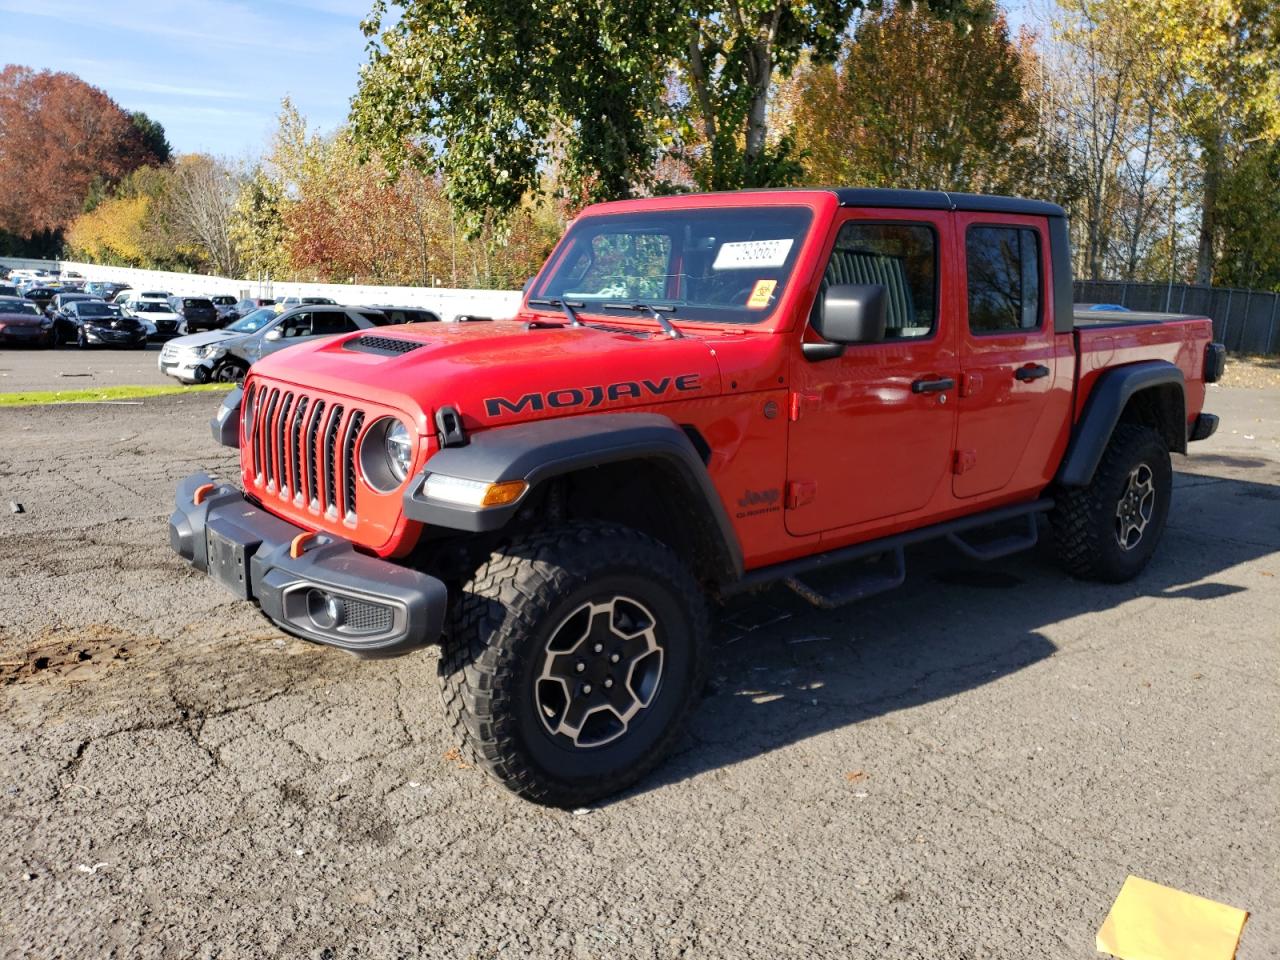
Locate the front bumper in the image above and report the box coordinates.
[159,353,210,383]
[168,472,447,657]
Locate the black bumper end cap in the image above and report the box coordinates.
[1189,413,1219,442]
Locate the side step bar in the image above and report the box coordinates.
[728,498,1053,607]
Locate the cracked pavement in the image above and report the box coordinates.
[0,378,1276,959]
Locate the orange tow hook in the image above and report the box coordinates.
[290,531,318,559]
[192,483,216,505]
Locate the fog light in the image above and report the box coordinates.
[306,589,345,630]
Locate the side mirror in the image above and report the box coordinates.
[264,328,282,341]
[805,283,887,360]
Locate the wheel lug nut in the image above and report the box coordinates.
[593,643,603,653]
[582,683,592,694]
[575,661,585,673]
[604,678,613,688]
[610,653,620,663]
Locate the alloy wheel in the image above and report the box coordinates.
[1115,463,1156,551]
[535,596,665,748]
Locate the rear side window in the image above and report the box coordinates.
[358,311,390,326]
[817,222,937,339]
[312,312,358,335]
[965,226,1042,333]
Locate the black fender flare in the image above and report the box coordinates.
[210,385,242,447]
[1057,360,1185,487]
[404,412,743,579]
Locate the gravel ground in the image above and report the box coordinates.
[0,381,1276,959]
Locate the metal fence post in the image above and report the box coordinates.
[1267,293,1279,356]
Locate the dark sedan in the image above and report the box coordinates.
[24,286,58,312]
[0,297,54,346]
[47,292,106,344]
[69,301,147,349]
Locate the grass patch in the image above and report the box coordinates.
[0,383,234,407]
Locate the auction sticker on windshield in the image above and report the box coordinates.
[746,279,777,308]
[713,239,794,270]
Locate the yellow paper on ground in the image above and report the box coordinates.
[1097,875,1249,960]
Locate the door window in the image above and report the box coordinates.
[311,311,358,335]
[280,311,313,337]
[965,226,1042,333]
[816,223,937,339]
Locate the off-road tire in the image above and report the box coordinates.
[1051,423,1172,582]
[439,522,709,807]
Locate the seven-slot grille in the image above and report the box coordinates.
[245,382,365,524]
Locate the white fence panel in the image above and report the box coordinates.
[0,256,522,322]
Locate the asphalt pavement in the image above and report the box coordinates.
[0,374,1275,959]
[0,343,173,393]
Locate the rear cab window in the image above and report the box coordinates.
[965,225,1042,333]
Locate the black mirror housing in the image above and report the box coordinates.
[813,283,888,348]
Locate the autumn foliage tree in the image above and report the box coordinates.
[0,66,167,253]
[782,4,1067,201]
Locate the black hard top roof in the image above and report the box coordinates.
[832,188,1065,218]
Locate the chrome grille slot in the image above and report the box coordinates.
[289,396,308,502]
[261,388,280,489]
[305,400,325,507]
[323,405,345,515]
[343,412,364,521]
[274,393,293,497]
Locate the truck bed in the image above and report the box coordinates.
[1073,305,1195,328]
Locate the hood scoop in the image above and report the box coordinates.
[343,334,426,357]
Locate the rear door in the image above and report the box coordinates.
[952,215,1072,499]
[786,210,959,536]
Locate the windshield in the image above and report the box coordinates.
[227,307,276,333]
[532,206,814,325]
[78,302,116,317]
[1,301,39,316]
[133,302,172,313]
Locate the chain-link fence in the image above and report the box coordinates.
[1074,280,1280,355]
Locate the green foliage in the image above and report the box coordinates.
[130,111,172,164]
[351,0,681,235]
[352,1,988,228]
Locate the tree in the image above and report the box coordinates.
[0,66,166,247]
[782,5,1066,201]
[167,154,243,276]
[350,0,985,231]
[1122,0,1280,284]
[130,111,172,164]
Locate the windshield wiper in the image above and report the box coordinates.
[526,298,584,328]
[601,302,683,339]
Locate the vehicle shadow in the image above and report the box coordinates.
[634,467,1279,800]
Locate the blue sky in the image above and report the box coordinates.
[0,0,375,158]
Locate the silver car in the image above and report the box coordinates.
[158,304,389,383]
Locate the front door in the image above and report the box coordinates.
[953,215,1071,499]
[786,211,959,537]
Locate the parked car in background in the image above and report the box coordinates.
[210,294,240,322]
[23,286,58,310]
[125,298,184,340]
[60,271,86,290]
[68,301,147,349]
[85,281,131,301]
[112,290,134,306]
[168,295,220,333]
[159,304,388,383]
[274,296,337,311]
[47,293,105,342]
[0,284,17,297]
[0,296,55,347]
[364,305,443,324]
[232,297,274,317]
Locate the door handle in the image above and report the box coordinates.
[1014,364,1051,382]
[911,376,955,394]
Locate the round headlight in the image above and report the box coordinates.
[384,420,412,482]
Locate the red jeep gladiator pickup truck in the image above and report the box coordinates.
[170,188,1224,806]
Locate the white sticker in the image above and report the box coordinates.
[712,239,794,270]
